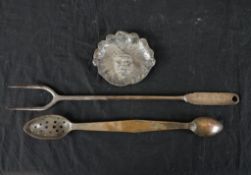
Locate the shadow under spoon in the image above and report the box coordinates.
[23,115,223,140]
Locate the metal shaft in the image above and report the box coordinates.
[58,95,185,101]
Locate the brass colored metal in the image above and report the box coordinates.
[23,115,223,140]
[184,92,239,105]
[7,85,239,111]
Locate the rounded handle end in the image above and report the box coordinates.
[185,92,240,106]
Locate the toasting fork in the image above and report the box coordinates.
[6,84,239,111]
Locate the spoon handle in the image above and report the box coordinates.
[72,120,189,133]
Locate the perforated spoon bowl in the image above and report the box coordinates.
[23,115,223,140]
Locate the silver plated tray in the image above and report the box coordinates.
[93,31,156,87]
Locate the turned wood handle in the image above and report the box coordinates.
[184,92,239,105]
[72,120,188,133]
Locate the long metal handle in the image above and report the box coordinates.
[72,120,189,133]
[60,92,239,105]
[58,95,184,101]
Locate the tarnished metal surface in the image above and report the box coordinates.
[93,31,156,86]
[7,85,240,111]
[23,115,223,140]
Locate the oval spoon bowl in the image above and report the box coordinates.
[23,115,72,140]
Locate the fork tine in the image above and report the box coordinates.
[8,84,57,96]
[8,85,45,89]
[6,107,47,111]
[6,99,57,111]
